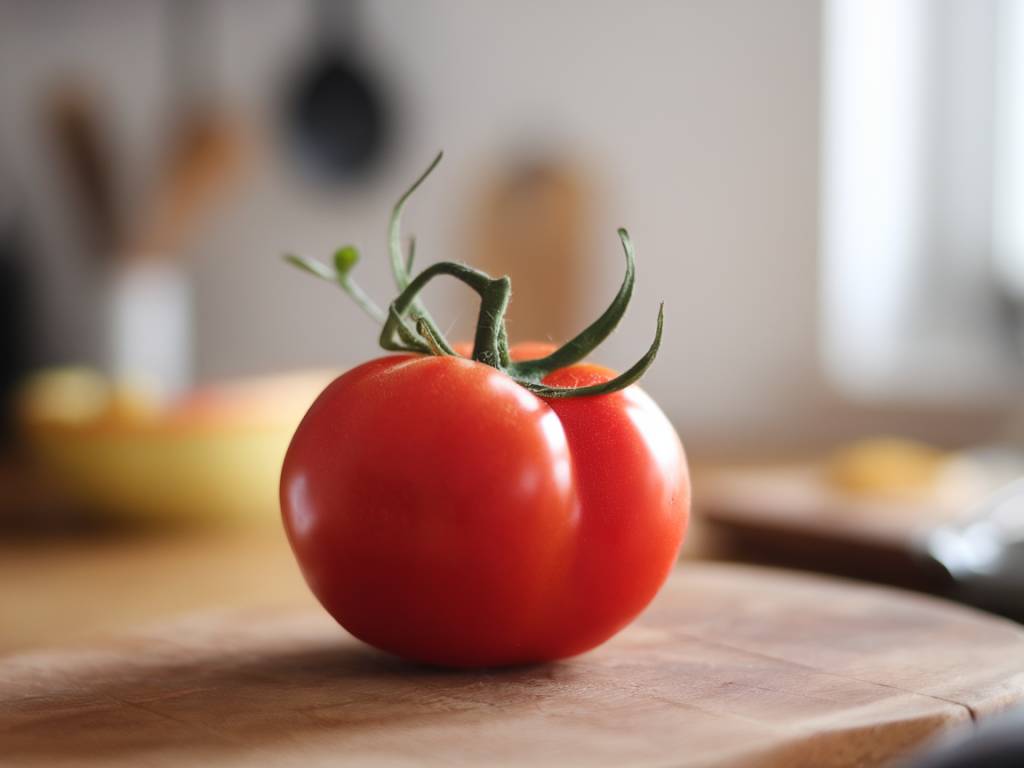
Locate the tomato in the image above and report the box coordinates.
[281,152,689,667]
[280,343,688,667]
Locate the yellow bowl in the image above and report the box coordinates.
[20,370,336,527]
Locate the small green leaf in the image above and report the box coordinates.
[333,245,360,277]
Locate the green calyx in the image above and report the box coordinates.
[284,152,664,398]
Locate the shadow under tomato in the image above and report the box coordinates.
[1,636,569,763]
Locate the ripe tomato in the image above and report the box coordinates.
[281,152,688,667]
[281,344,689,667]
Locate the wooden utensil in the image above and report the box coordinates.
[3,563,1022,768]
[46,84,118,260]
[126,111,247,260]
[127,0,248,259]
[469,157,590,344]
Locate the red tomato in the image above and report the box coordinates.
[280,343,689,668]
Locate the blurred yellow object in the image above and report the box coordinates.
[827,437,950,499]
[18,369,336,526]
[17,368,159,427]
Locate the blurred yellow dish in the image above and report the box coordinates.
[19,369,336,527]
[827,437,950,499]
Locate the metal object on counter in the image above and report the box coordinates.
[904,705,1024,768]
[923,477,1024,621]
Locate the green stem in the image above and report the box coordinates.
[386,152,455,356]
[333,247,387,324]
[498,323,510,367]
[284,251,385,325]
[471,276,511,367]
[509,228,636,381]
[405,237,416,275]
[381,261,509,365]
[521,304,664,398]
[388,153,442,291]
[416,317,451,356]
[286,155,666,400]
[381,305,430,353]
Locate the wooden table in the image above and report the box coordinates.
[3,528,1024,768]
[0,526,313,654]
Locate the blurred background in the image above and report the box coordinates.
[2,0,1024,647]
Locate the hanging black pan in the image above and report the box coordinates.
[284,0,390,183]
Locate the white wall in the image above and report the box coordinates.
[0,0,1005,455]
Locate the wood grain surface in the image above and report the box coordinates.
[3,563,1023,768]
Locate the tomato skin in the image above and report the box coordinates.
[281,348,689,667]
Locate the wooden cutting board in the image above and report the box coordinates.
[3,563,1023,768]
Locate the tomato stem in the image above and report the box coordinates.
[507,228,637,382]
[284,248,386,325]
[520,304,664,398]
[380,261,505,362]
[471,275,512,367]
[415,317,451,357]
[386,152,452,355]
[284,154,665,399]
